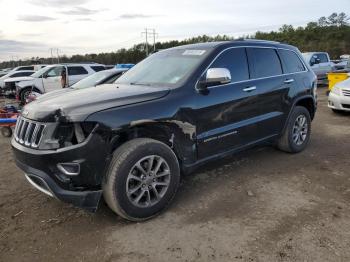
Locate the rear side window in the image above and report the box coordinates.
[68,66,88,75]
[91,66,106,72]
[12,72,33,77]
[16,66,34,71]
[210,48,249,83]
[278,50,305,73]
[247,48,282,78]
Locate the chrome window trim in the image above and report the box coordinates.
[195,45,309,90]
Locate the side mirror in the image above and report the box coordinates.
[197,68,231,90]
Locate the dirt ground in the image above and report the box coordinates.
[1,89,350,262]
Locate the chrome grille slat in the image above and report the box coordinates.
[30,124,40,147]
[19,121,28,143]
[14,117,21,141]
[16,118,24,142]
[14,117,46,149]
[24,122,34,146]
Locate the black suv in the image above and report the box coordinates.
[12,40,317,221]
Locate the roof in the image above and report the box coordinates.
[169,39,295,51]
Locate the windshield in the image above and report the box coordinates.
[72,69,116,89]
[116,48,209,87]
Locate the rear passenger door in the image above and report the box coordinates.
[246,47,288,139]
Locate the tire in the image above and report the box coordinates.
[20,87,32,104]
[1,127,12,137]
[103,138,180,221]
[277,106,311,153]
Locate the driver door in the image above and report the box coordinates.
[43,66,64,93]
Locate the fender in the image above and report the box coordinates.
[281,94,316,135]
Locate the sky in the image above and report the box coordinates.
[0,0,349,61]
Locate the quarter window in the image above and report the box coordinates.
[247,48,282,78]
[278,50,305,73]
[68,66,88,75]
[210,48,249,83]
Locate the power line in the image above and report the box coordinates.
[141,28,158,56]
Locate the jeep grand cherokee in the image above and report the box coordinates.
[12,40,317,221]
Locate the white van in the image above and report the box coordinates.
[16,63,105,103]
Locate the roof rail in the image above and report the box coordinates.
[242,39,280,44]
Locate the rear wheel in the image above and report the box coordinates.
[277,106,311,153]
[103,138,180,221]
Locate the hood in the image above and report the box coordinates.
[4,76,34,83]
[23,83,170,122]
[335,77,350,89]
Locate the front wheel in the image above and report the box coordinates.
[20,87,32,104]
[103,138,180,221]
[277,106,311,153]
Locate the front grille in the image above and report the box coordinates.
[343,89,350,97]
[342,104,350,109]
[14,116,46,148]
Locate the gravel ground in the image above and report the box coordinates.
[0,89,350,262]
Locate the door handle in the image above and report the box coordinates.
[284,79,295,84]
[243,86,257,92]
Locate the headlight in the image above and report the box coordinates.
[39,122,97,150]
[331,85,341,95]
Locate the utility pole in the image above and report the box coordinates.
[50,48,54,64]
[56,48,60,63]
[141,28,158,56]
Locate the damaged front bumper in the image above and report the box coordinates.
[11,131,110,212]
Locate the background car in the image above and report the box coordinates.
[302,52,334,84]
[0,70,34,89]
[328,77,350,113]
[25,68,128,103]
[15,63,105,103]
[71,68,128,89]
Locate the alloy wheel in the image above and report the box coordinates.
[126,155,171,208]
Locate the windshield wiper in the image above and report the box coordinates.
[130,82,152,86]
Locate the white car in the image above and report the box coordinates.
[328,77,350,113]
[16,63,105,103]
[0,70,35,88]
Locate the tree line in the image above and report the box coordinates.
[1,12,349,69]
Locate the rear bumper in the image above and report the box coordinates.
[15,159,102,212]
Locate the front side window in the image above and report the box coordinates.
[247,48,282,79]
[278,49,305,73]
[46,66,64,77]
[209,48,249,83]
[116,48,209,87]
[68,66,88,75]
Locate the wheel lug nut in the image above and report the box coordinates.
[142,184,146,188]
[153,178,156,182]
[148,185,152,189]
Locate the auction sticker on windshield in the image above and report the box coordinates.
[183,50,206,56]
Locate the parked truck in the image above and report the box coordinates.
[302,52,334,84]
